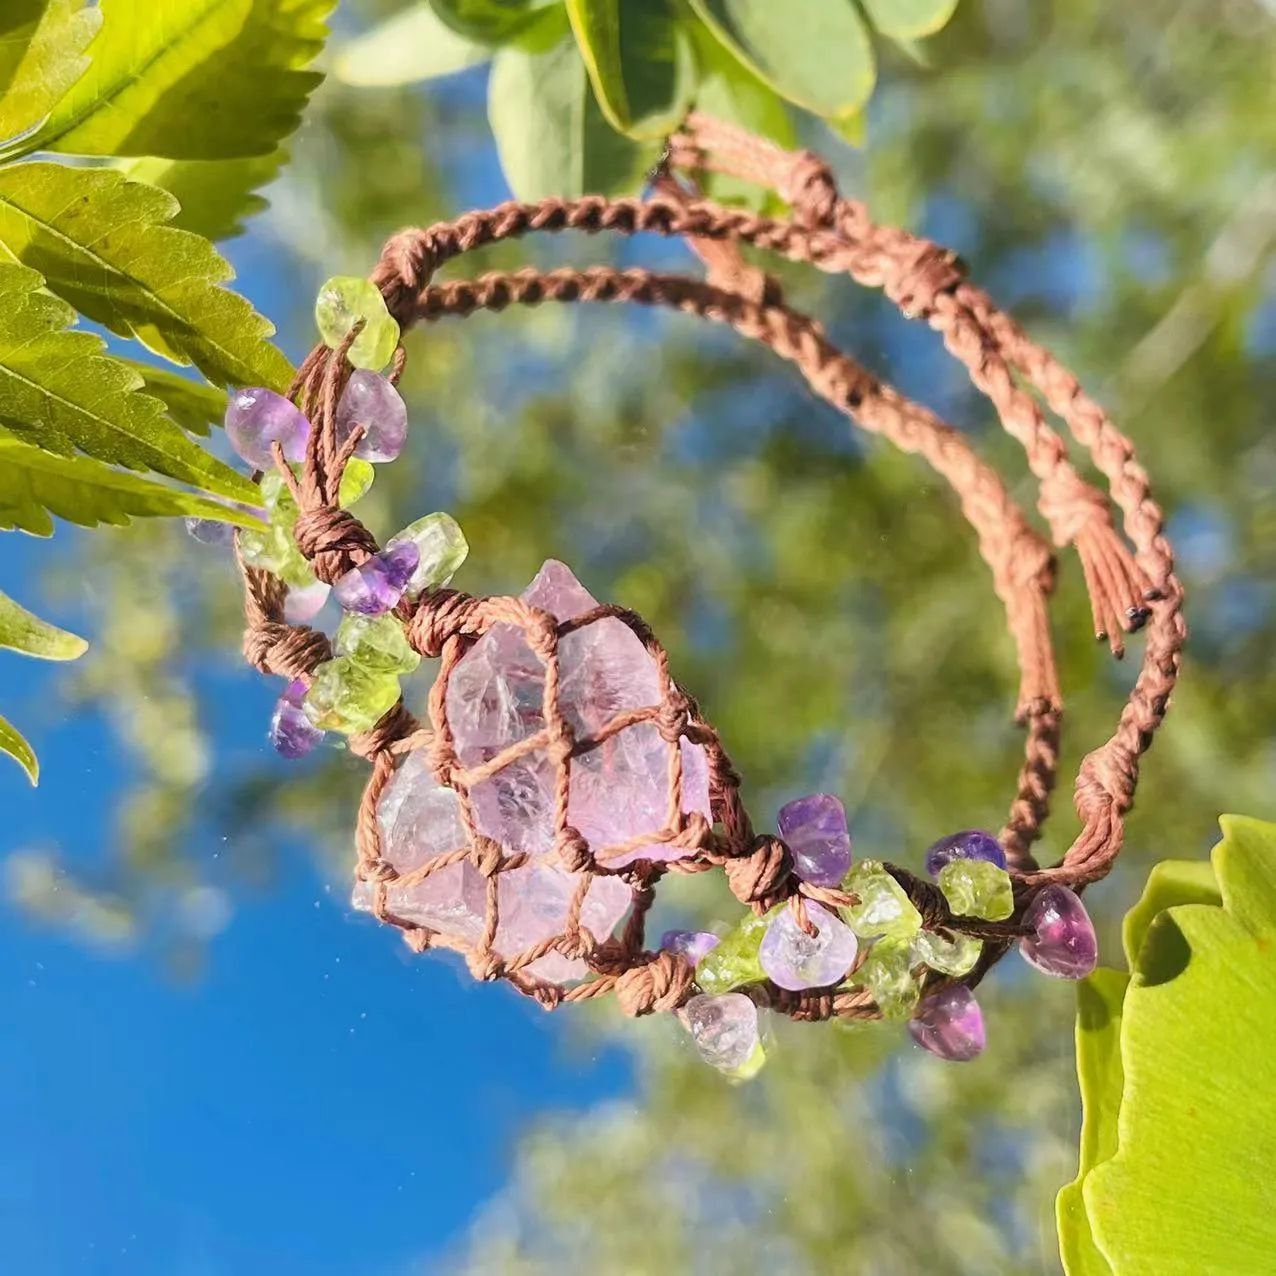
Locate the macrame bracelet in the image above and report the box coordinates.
[208,116,1184,1076]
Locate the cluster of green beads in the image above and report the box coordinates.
[305,614,420,734]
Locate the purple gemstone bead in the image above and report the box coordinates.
[759,901,858,991]
[661,930,721,967]
[284,581,331,624]
[908,986,986,1062]
[270,680,325,759]
[224,388,311,469]
[184,517,235,546]
[777,793,852,886]
[335,370,409,463]
[924,829,1007,878]
[1020,885,1098,979]
[332,541,420,615]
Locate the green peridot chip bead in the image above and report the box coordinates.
[259,470,297,521]
[849,936,919,1020]
[302,658,401,733]
[316,276,400,371]
[912,928,982,977]
[335,613,420,676]
[338,458,375,508]
[841,860,923,940]
[238,521,314,589]
[725,1039,767,1083]
[695,907,778,995]
[386,513,469,599]
[938,859,1014,921]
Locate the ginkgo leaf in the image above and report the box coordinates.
[0,711,38,784]
[0,428,257,535]
[0,162,294,390]
[117,150,288,241]
[0,262,259,503]
[114,361,228,437]
[0,588,88,660]
[0,0,101,145]
[14,0,333,161]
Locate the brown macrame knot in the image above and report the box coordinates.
[1039,470,1117,548]
[348,700,416,759]
[467,949,506,982]
[655,688,692,743]
[766,986,834,1022]
[358,858,397,885]
[554,826,594,874]
[779,149,838,226]
[615,950,694,1016]
[406,588,481,658]
[292,507,379,581]
[240,619,330,678]
[726,833,793,909]
[1076,744,1138,821]
[372,228,436,327]
[469,835,508,878]
[884,239,966,318]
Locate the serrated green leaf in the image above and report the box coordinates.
[689,0,875,118]
[0,711,38,784]
[0,0,101,144]
[565,0,696,139]
[0,588,88,660]
[114,362,228,437]
[0,427,256,535]
[430,0,556,45]
[335,4,492,86]
[0,162,293,390]
[0,262,257,503]
[1121,857,1220,969]
[1057,968,1127,1276]
[116,150,288,241]
[489,32,655,199]
[17,0,332,161]
[858,0,959,39]
[1081,817,1276,1274]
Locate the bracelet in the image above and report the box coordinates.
[212,116,1184,1079]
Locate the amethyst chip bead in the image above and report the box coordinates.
[333,541,420,615]
[777,793,852,886]
[334,370,409,462]
[759,901,858,991]
[924,829,1008,877]
[908,986,986,1062]
[661,930,721,967]
[224,388,311,469]
[269,680,325,759]
[1019,885,1099,979]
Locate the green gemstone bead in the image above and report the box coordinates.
[386,513,469,598]
[302,658,401,734]
[238,521,314,589]
[315,276,400,371]
[938,859,1014,921]
[338,458,375,508]
[335,613,420,675]
[695,907,777,995]
[912,928,982,977]
[841,860,923,940]
[849,936,920,1020]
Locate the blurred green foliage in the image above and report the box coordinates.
[7,0,1276,1271]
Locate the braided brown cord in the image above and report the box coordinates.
[236,119,1183,1024]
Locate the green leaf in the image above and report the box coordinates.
[1057,969,1128,1276]
[0,428,256,535]
[0,588,88,660]
[0,162,294,390]
[335,3,492,86]
[828,110,867,147]
[0,263,258,503]
[0,0,101,144]
[1121,857,1220,969]
[16,0,332,161]
[1082,817,1276,1273]
[114,361,228,437]
[430,0,557,45]
[565,0,696,139]
[689,0,875,118]
[0,711,38,784]
[857,0,960,39]
[489,33,654,200]
[116,150,288,241]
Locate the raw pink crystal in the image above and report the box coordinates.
[437,559,709,980]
